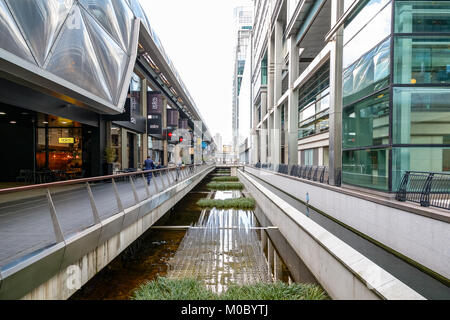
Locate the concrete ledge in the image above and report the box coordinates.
[239,169,425,300]
[0,166,213,300]
[245,166,450,281]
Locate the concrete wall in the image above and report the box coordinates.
[18,167,214,300]
[238,169,424,300]
[244,166,450,281]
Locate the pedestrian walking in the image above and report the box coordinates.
[144,156,155,185]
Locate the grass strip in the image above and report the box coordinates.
[207,182,244,190]
[133,278,328,300]
[212,176,239,182]
[197,197,255,209]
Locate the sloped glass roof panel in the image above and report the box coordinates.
[82,7,128,104]
[79,0,133,54]
[5,0,74,67]
[45,5,112,103]
[0,0,35,63]
[127,0,151,32]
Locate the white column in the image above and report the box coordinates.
[329,0,344,185]
[288,36,299,166]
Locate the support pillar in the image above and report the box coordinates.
[329,0,344,186]
[267,238,274,279]
[162,98,168,166]
[274,251,283,281]
[287,36,299,166]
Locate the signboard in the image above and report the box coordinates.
[59,137,74,144]
[129,91,140,124]
[167,109,179,127]
[147,114,162,135]
[147,92,163,114]
[179,118,188,129]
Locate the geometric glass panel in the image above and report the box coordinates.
[5,0,74,66]
[45,5,112,103]
[82,7,129,104]
[127,0,151,32]
[0,0,36,64]
[79,0,134,53]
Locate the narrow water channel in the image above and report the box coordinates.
[71,171,292,300]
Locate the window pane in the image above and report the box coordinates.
[393,87,450,145]
[343,91,390,149]
[395,1,450,33]
[298,61,330,110]
[343,148,389,191]
[343,2,392,68]
[343,38,390,106]
[344,0,391,44]
[299,124,315,139]
[394,36,450,85]
[392,147,450,190]
[299,103,315,121]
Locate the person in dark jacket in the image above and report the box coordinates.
[144,156,155,185]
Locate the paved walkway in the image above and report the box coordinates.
[0,173,173,270]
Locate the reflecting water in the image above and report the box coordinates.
[71,174,287,300]
[167,190,271,294]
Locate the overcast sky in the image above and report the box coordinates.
[141,0,250,144]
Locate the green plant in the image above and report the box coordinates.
[133,277,216,300]
[220,282,329,300]
[105,147,116,163]
[212,176,239,182]
[206,182,244,190]
[132,278,328,300]
[197,197,255,209]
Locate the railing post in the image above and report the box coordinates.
[420,173,434,207]
[46,188,64,243]
[320,167,325,183]
[396,171,410,202]
[159,170,166,189]
[142,173,151,197]
[129,176,140,204]
[151,172,159,193]
[111,178,124,212]
[86,182,101,224]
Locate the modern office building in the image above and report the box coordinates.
[232,4,253,159]
[0,0,215,184]
[250,0,450,192]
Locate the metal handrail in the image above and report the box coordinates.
[396,170,450,210]
[253,163,340,187]
[0,164,199,195]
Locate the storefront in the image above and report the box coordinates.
[0,103,98,184]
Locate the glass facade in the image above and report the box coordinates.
[343,148,389,191]
[342,0,450,191]
[342,0,392,191]
[394,36,450,85]
[392,0,450,189]
[343,90,390,149]
[298,61,330,139]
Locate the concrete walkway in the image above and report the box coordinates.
[0,173,172,270]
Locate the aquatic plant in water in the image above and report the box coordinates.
[197,197,255,209]
[206,182,244,190]
[133,278,328,300]
[211,176,239,182]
